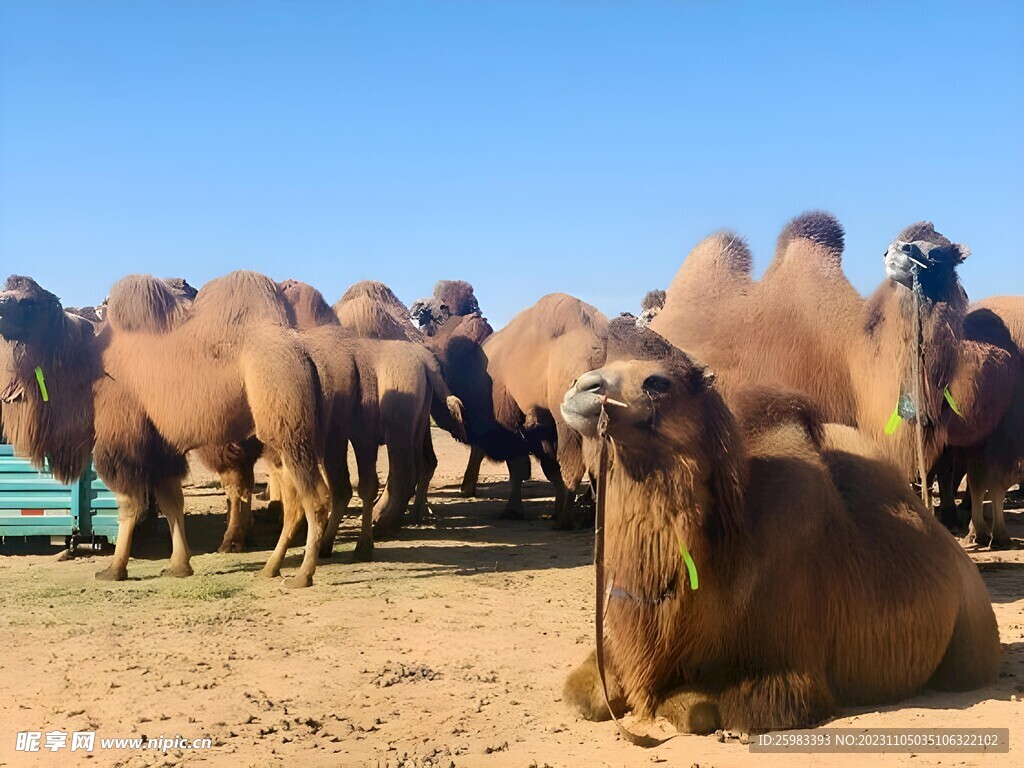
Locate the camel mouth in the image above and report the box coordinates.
[561,389,604,437]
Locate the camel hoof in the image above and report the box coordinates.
[95,565,128,582]
[284,573,313,589]
[318,547,334,560]
[256,566,280,579]
[217,539,246,554]
[161,562,194,578]
[990,536,1013,551]
[964,530,991,548]
[499,508,526,521]
[353,539,374,562]
[460,484,477,498]
[373,519,400,540]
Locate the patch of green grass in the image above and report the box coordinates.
[164,577,247,602]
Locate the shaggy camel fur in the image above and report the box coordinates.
[334,280,422,342]
[934,298,1024,547]
[0,272,328,588]
[651,212,972,480]
[560,319,1000,733]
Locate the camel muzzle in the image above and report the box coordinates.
[561,371,607,437]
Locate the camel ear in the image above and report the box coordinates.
[685,362,715,393]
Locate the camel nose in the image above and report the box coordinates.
[575,370,605,396]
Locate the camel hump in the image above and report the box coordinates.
[106,275,183,334]
[683,230,753,279]
[279,279,337,330]
[774,210,845,266]
[531,293,607,337]
[192,270,292,329]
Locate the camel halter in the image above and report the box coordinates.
[593,397,676,748]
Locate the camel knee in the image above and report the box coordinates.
[563,650,627,722]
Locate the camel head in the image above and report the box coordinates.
[412,280,481,335]
[0,275,66,344]
[884,222,970,302]
[562,319,719,461]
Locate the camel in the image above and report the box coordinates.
[212,279,466,553]
[467,293,609,527]
[560,318,1000,733]
[334,280,422,342]
[651,213,972,482]
[411,280,500,499]
[933,298,1024,547]
[0,272,329,587]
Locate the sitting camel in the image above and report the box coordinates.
[0,272,328,587]
[560,319,1000,733]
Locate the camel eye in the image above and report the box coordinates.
[642,374,672,394]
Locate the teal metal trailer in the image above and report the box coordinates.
[0,444,120,546]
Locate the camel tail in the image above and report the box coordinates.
[424,360,468,443]
[928,553,1002,691]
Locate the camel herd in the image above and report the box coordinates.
[0,210,1019,734]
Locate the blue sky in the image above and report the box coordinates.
[2,1,1022,327]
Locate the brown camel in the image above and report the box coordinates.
[651,213,972,481]
[334,280,422,342]
[933,298,1024,547]
[472,293,609,527]
[0,272,330,587]
[214,280,465,552]
[560,319,1000,733]
[411,280,500,499]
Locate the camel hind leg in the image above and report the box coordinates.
[154,477,192,577]
[409,430,438,525]
[928,556,1001,690]
[318,439,353,559]
[964,469,991,548]
[990,486,1011,550]
[717,669,835,732]
[500,455,531,520]
[352,438,379,561]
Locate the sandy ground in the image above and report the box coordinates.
[0,428,1021,768]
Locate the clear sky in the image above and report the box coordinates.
[2,1,1022,327]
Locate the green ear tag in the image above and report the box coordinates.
[884,405,902,435]
[34,367,49,403]
[678,534,699,590]
[943,386,963,417]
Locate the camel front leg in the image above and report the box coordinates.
[563,649,628,722]
[96,491,146,581]
[218,468,254,553]
[285,478,328,589]
[461,445,484,497]
[500,455,531,520]
[154,477,192,577]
